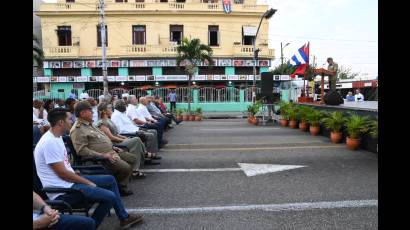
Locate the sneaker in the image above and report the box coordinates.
[120,214,144,229]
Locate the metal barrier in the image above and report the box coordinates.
[175,87,192,103]
[128,88,147,99]
[244,87,261,102]
[199,87,240,102]
[84,89,104,99]
[151,88,172,103]
[110,88,128,97]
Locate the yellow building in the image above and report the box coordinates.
[35,0,275,97]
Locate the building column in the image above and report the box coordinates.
[81,68,92,76]
[240,89,245,103]
[152,67,162,76]
[225,66,235,75]
[118,67,128,76]
[193,88,199,109]
[260,67,270,73]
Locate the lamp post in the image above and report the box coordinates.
[252,8,277,104]
[280,42,290,66]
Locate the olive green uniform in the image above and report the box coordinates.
[70,118,137,189]
[327,62,338,91]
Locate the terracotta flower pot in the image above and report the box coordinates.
[195,115,202,121]
[190,115,196,121]
[252,117,259,125]
[309,125,320,136]
[299,122,308,131]
[182,115,189,121]
[280,119,289,127]
[176,115,182,121]
[346,137,360,150]
[289,120,298,129]
[330,131,342,144]
[248,116,253,124]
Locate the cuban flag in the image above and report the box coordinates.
[223,0,232,14]
[290,42,310,78]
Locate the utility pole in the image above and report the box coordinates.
[99,0,109,100]
[280,42,283,66]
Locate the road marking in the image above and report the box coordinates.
[141,163,306,177]
[124,200,378,214]
[199,128,281,131]
[166,141,325,147]
[162,145,345,152]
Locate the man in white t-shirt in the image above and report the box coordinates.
[126,96,167,147]
[113,99,159,155]
[354,89,365,102]
[34,107,143,229]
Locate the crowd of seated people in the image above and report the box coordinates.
[33,93,181,229]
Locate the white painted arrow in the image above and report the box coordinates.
[237,163,306,177]
[141,163,306,177]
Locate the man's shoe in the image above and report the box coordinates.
[119,188,134,197]
[120,214,144,229]
[176,120,182,125]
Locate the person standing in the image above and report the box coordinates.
[327,57,338,92]
[354,89,364,102]
[167,90,177,113]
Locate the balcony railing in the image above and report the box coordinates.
[39,1,265,14]
[233,45,273,58]
[44,46,79,58]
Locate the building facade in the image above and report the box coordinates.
[35,0,274,101]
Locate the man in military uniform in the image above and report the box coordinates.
[70,101,137,196]
[327,57,339,92]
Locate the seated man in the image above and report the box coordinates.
[33,191,95,230]
[34,108,143,229]
[145,96,172,128]
[126,96,168,148]
[346,91,355,101]
[70,101,138,196]
[154,96,181,125]
[112,99,159,156]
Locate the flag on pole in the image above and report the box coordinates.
[290,42,310,78]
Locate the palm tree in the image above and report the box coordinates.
[33,34,43,67]
[176,37,213,114]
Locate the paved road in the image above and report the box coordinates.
[98,119,378,230]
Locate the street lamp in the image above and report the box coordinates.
[252,8,277,104]
[280,42,290,66]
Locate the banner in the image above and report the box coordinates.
[73,61,85,68]
[115,76,127,82]
[76,76,88,82]
[51,76,59,82]
[62,61,73,68]
[218,59,232,66]
[258,60,270,67]
[86,60,96,68]
[233,60,244,66]
[228,75,239,80]
[134,76,146,81]
[129,60,146,67]
[37,77,50,82]
[50,61,61,68]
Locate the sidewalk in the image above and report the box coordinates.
[202,111,247,119]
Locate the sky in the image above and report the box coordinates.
[41,0,378,78]
[262,0,378,78]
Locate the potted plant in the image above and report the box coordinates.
[175,108,183,121]
[182,108,190,121]
[189,111,196,121]
[369,120,378,152]
[195,107,203,121]
[306,109,324,136]
[298,106,311,132]
[247,105,253,124]
[345,114,370,150]
[321,111,346,143]
[278,101,290,127]
[250,102,261,125]
[287,105,299,129]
